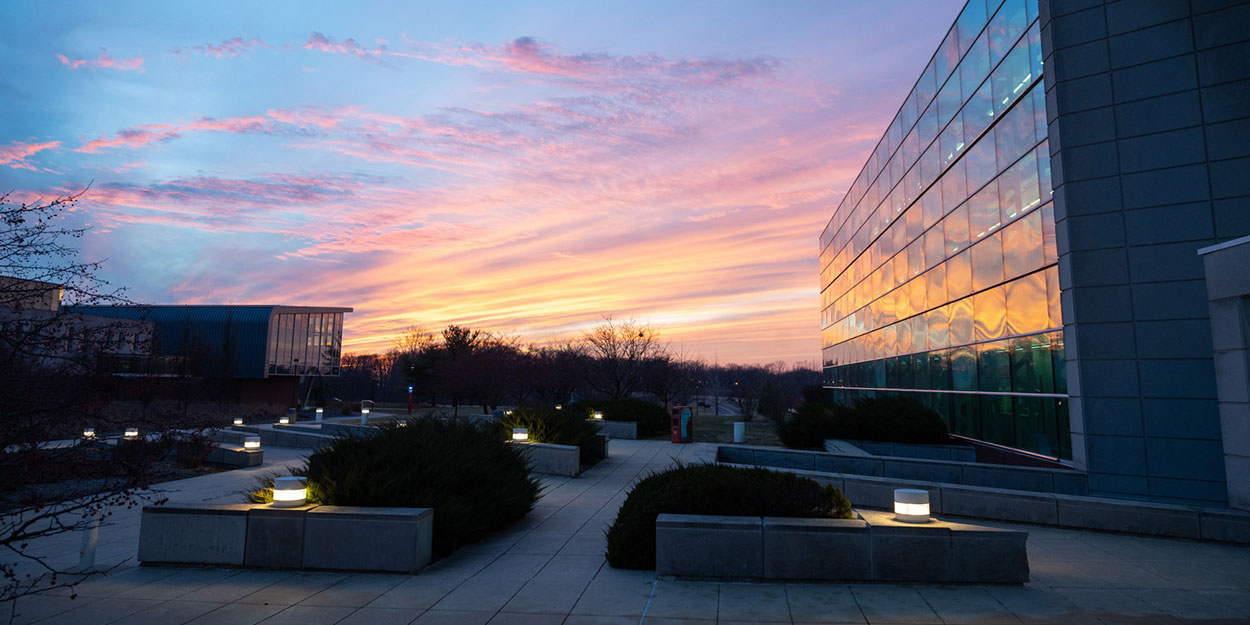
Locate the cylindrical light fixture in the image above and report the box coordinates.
[82,427,96,439]
[315,407,324,422]
[243,436,261,449]
[360,406,371,425]
[272,476,307,508]
[733,421,745,443]
[505,410,513,416]
[233,417,244,426]
[512,428,529,442]
[893,488,931,523]
[555,404,562,411]
[124,427,139,439]
[279,415,290,425]
[593,411,604,420]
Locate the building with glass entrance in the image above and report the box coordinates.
[820,0,1250,508]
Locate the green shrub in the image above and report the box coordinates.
[778,396,949,449]
[500,407,606,466]
[777,402,843,450]
[566,398,668,437]
[272,417,539,558]
[606,463,852,569]
[845,395,948,444]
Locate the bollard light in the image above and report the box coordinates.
[315,407,324,422]
[593,411,604,420]
[360,406,371,425]
[82,427,96,439]
[279,415,290,425]
[555,404,562,411]
[894,488,931,523]
[233,417,244,426]
[243,436,261,449]
[505,410,513,416]
[124,427,139,439]
[512,428,529,442]
[272,476,307,508]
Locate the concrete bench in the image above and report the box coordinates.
[205,445,263,467]
[138,504,433,573]
[655,509,1028,583]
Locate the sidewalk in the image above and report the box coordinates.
[8,439,1250,625]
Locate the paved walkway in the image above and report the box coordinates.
[7,439,1250,625]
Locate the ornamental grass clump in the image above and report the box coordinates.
[246,417,540,559]
[498,407,606,466]
[605,463,852,570]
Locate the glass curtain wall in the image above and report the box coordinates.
[266,312,344,376]
[819,0,1069,459]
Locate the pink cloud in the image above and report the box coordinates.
[174,37,269,58]
[304,32,412,64]
[0,140,60,170]
[56,49,144,71]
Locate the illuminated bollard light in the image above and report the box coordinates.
[82,427,96,439]
[593,411,604,420]
[243,436,261,449]
[512,428,529,443]
[272,476,307,508]
[279,415,290,425]
[233,417,244,426]
[315,407,324,422]
[893,488,931,523]
[124,427,139,439]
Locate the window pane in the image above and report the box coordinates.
[947,250,974,301]
[973,285,1007,341]
[988,0,1027,64]
[969,180,1001,242]
[963,81,996,144]
[916,58,939,107]
[964,130,998,192]
[925,225,946,268]
[949,295,975,345]
[978,340,1012,393]
[1003,211,1044,280]
[940,114,966,168]
[1046,266,1062,328]
[935,27,961,84]
[897,318,913,353]
[951,345,978,391]
[1005,271,1048,336]
[922,183,943,228]
[918,103,940,148]
[1013,395,1055,456]
[992,41,1031,115]
[1010,333,1054,394]
[938,74,963,127]
[912,313,928,353]
[942,160,968,213]
[930,350,952,390]
[951,393,979,437]
[927,262,948,309]
[1041,202,1058,265]
[995,91,1037,168]
[909,275,927,313]
[927,306,950,349]
[960,32,991,98]
[945,204,970,254]
[920,144,941,190]
[1037,142,1053,203]
[956,0,988,54]
[971,230,1005,292]
[998,151,1040,225]
[906,203,924,241]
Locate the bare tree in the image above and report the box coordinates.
[579,317,665,400]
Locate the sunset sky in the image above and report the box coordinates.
[1,0,963,365]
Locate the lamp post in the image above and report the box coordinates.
[407,385,413,415]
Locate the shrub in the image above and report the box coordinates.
[166,431,217,469]
[844,395,948,444]
[778,396,950,449]
[777,402,843,450]
[261,417,540,558]
[499,407,606,466]
[566,398,667,437]
[606,463,851,569]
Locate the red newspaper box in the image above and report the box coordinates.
[671,406,694,443]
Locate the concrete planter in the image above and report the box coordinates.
[138,504,433,573]
[604,420,637,439]
[513,441,581,476]
[655,509,1028,583]
[205,445,263,467]
[833,439,977,462]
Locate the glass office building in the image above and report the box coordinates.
[819,0,1070,459]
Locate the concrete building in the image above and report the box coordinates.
[820,0,1250,508]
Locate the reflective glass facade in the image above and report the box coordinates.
[820,0,1069,459]
[266,311,344,376]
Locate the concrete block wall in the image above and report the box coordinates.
[1041,0,1250,504]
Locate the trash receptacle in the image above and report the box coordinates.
[671,406,693,443]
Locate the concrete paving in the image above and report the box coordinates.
[6,439,1250,624]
